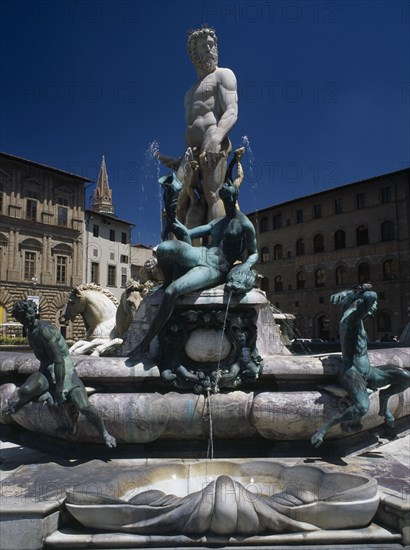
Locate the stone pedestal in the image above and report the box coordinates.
[119,287,288,357]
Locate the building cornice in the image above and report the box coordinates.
[0,152,93,183]
[247,167,410,217]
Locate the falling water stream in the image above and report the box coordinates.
[206,289,233,461]
[241,135,261,240]
[144,141,162,242]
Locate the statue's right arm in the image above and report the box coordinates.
[157,152,181,171]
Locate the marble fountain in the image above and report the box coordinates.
[1,25,410,550]
[1,240,409,550]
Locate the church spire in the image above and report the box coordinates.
[91,155,115,214]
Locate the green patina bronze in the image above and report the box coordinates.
[6,299,116,447]
[129,175,258,357]
[311,284,410,447]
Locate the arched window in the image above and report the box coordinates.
[356,225,369,246]
[381,221,395,242]
[315,268,325,287]
[273,244,282,260]
[19,238,43,282]
[259,217,269,233]
[261,246,269,263]
[313,234,324,253]
[334,229,346,250]
[296,238,305,256]
[358,262,371,283]
[335,265,346,286]
[260,276,270,292]
[274,275,283,292]
[296,271,305,289]
[377,312,392,333]
[383,259,398,280]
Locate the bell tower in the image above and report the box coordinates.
[91,156,115,214]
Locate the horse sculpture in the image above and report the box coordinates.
[115,261,164,338]
[60,283,122,356]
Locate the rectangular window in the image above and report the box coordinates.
[356,192,365,209]
[381,186,391,204]
[296,209,303,223]
[91,262,100,284]
[110,229,116,242]
[93,224,99,237]
[121,232,127,244]
[313,204,321,219]
[26,198,37,221]
[273,214,282,229]
[107,265,116,286]
[334,199,342,214]
[56,256,67,284]
[121,274,127,287]
[24,251,36,280]
[120,255,129,263]
[58,206,68,225]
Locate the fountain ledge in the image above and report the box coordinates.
[0,348,408,381]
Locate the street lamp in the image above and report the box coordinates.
[31,275,39,293]
[30,275,40,318]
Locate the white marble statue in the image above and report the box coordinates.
[60,284,122,356]
[158,26,238,227]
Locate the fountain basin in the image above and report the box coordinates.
[65,460,379,535]
[2,383,409,443]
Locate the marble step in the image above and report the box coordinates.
[44,523,402,549]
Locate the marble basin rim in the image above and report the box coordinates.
[65,460,379,534]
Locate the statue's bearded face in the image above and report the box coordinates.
[190,35,218,74]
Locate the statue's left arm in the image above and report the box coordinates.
[202,69,238,154]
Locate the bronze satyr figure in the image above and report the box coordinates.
[7,300,116,447]
[311,285,410,447]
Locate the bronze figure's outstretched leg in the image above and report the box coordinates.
[5,372,50,414]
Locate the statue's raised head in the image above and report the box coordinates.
[187,26,218,73]
[361,289,378,317]
[12,299,37,324]
[219,179,239,204]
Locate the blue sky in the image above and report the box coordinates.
[1,0,409,245]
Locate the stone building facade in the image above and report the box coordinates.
[247,168,410,341]
[0,152,90,338]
